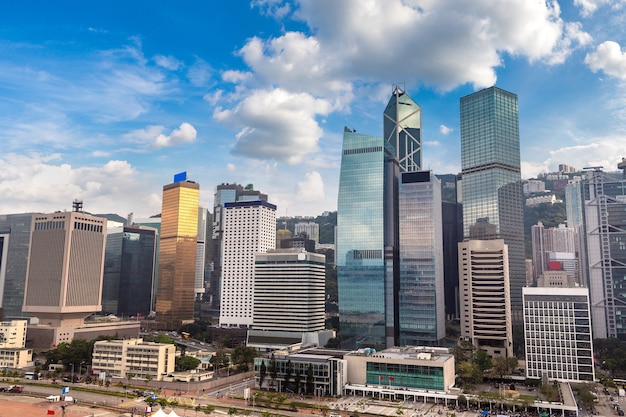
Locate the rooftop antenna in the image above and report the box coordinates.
[72,199,83,213]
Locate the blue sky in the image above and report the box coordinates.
[1,0,626,218]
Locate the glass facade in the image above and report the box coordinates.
[398,171,445,345]
[155,179,200,326]
[460,87,525,320]
[366,362,444,390]
[0,214,33,318]
[584,169,626,339]
[383,85,422,172]
[103,226,157,317]
[337,130,386,349]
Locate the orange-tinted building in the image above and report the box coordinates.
[155,174,200,328]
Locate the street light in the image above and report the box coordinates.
[70,363,74,384]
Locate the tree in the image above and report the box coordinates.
[269,354,278,389]
[492,357,518,378]
[284,360,293,392]
[294,366,302,394]
[474,350,492,372]
[457,362,482,385]
[176,355,201,371]
[259,361,267,389]
[306,364,314,395]
[231,344,258,372]
[145,374,153,386]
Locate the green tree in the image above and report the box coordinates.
[452,341,476,364]
[474,350,492,372]
[259,361,267,389]
[294,366,302,394]
[492,357,518,378]
[143,333,176,344]
[269,354,278,389]
[457,362,482,385]
[306,364,314,395]
[176,355,201,371]
[284,360,293,392]
[231,344,258,372]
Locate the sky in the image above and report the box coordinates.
[1,0,626,218]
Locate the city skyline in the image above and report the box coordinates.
[2,1,626,218]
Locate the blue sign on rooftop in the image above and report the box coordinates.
[173,171,187,183]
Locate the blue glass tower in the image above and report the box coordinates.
[337,129,386,349]
[338,86,445,349]
[460,86,525,323]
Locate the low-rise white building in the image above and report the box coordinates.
[0,320,33,369]
[91,338,175,381]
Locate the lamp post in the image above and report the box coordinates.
[70,363,74,384]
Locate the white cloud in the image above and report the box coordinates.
[295,171,325,202]
[585,41,626,79]
[153,54,183,70]
[123,123,197,148]
[0,154,159,216]
[251,0,292,18]
[227,163,237,172]
[187,58,213,87]
[214,88,331,164]
[574,0,626,17]
[153,123,197,148]
[439,125,453,135]
[521,136,626,178]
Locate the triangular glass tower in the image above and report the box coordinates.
[383,85,422,173]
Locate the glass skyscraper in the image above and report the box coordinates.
[460,87,525,322]
[337,129,386,349]
[103,226,158,317]
[384,85,422,172]
[155,174,200,328]
[584,167,626,339]
[0,213,34,318]
[338,86,445,349]
[398,171,445,346]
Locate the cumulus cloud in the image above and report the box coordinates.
[439,125,453,135]
[214,88,331,164]
[295,171,325,202]
[585,41,626,79]
[153,123,197,148]
[213,0,591,165]
[124,123,197,148]
[521,136,626,178]
[0,154,159,216]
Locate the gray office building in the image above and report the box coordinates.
[460,87,525,323]
[0,213,34,318]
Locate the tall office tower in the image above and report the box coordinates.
[531,222,546,283]
[195,207,207,299]
[441,174,463,321]
[336,129,386,349]
[523,285,594,382]
[460,87,525,323]
[209,184,268,316]
[584,166,626,339]
[22,211,107,326]
[384,84,422,171]
[155,173,200,328]
[565,179,588,286]
[102,225,158,317]
[398,171,445,346]
[253,249,326,332]
[566,180,584,229]
[545,223,576,253]
[0,213,34,318]
[219,200,276,328]
[295,221,320,245]
[458,239,513,358]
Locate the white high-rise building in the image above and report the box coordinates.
[195,207,207,297]
[294,222,320,245]
[219,200,276,327]
[253,249,325,332]
[523,286,594,382]
[458,239,513,358]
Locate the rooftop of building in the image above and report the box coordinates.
[346,346,453,362]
